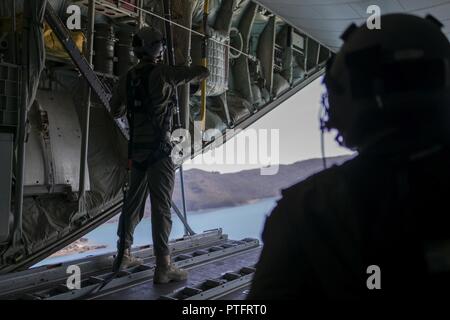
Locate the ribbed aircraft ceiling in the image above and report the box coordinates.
[256,0,450,52]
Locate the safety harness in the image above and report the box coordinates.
[125,64,175,170]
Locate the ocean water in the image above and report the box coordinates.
[35,197,279,267]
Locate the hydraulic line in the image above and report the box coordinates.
[200,0,209,133]
[163,0,181,129]
[162,0,193,236]
[78,0,96,217]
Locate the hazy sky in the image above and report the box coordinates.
[184,77,354,173]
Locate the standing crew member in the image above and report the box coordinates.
[110,27,209,284]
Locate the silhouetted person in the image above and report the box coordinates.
[249,14,450,299]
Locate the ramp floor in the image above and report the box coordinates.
[0,230,261,300]
[95,247,261,300]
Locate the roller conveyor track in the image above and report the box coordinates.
[0,230,261,300]
[97,245,261,300]
[159,265,257,300]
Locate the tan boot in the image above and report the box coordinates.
[114,248,144,270]
[154,255,188,284]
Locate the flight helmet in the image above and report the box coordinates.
[322,14,450,149]
[132,27,166,62]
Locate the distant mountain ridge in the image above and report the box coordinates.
[168,155,353,212]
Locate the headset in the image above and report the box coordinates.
[132,28,167,61]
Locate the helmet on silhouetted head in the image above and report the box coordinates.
[322,14,450,149]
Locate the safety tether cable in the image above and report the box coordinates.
[95,0,256,60]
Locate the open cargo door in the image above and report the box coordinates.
[0,0,331,273]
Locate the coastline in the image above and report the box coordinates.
[52,197,277,258]
[49,238,107,258]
